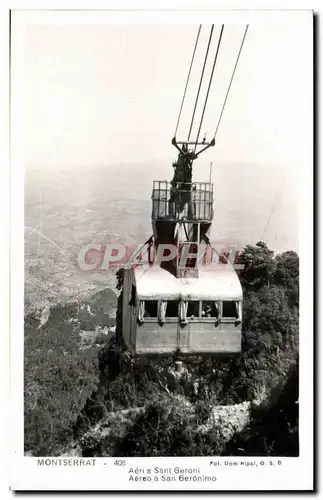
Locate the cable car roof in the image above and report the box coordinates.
[134,264,243,301]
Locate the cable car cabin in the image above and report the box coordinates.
[122,264,243,355]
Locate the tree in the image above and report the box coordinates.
[275,251,299,307]
[238,241,276,290]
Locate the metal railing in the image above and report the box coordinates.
[151,181,213,221]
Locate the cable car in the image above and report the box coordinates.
[122,263,242,355]
[120,23,248,355]
[122,176,243,355]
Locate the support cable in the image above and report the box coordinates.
[194,25,224,153]
[213,24,249,142]
[174,25,202,138]
[187,24,214,142]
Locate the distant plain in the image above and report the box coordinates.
[24,160,298,312]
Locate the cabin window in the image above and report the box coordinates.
[201,301,219,318]
[187,301,199,319]
[165,300,179,318]
[144,300,158,318]
[222,301,238,318]
[157,300,179,324]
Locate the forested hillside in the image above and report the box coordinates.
[24,242,299,457]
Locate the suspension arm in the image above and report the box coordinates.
[195,137,215,157]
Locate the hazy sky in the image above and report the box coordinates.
[19,10,312,177]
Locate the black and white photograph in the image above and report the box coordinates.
[9,7,313,491]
